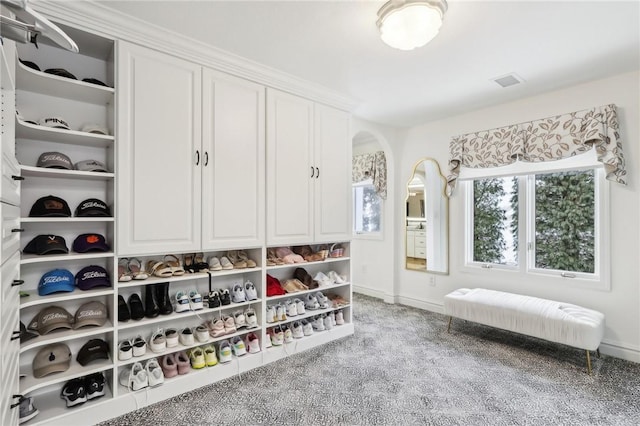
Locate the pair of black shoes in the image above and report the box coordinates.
[60,373,105,408]
[118,282,173,322]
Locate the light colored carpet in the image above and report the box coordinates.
[99,293,640,425]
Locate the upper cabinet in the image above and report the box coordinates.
[266,89,351,245]
[201,69,265,250]
[117,42,266,255]
[117,41,203,255]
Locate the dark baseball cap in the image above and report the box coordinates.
[24,235,69,255]
[77,339,109,366]
[82,78,108,87]
[44,68,77,80]
[20,321,38,343]
[75,265,111,290]
[28,306,74,335]
[38,269,75,296]
[37,152,73,170]
[75,199,111,217]
[19,58,40,71]
[73,301,108,329]
[29,195,72,217]
[72,234,110,253]
[32,343,72,378]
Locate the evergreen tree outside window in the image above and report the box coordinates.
[466,167,603,282]
[353,181,382,235]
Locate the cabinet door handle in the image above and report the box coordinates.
[11,228,24,233]
[316,167,320,178]
[195,150,200,166]
[311,166,315,178]
[204,152,209,167]
[11,279,24,287]
[11,175,24,181]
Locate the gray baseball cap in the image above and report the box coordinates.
[73,301,107,329]
[32,343,72,378]
[37,152,73,170]
[75,159,108,172]
[28,306,73,335]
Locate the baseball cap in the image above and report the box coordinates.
[39,117,70,130]
[37,152,73,170]
[82,78,108,87]
[19,321,38,343]
[32,343,72,378]
[28,306,73,335]
[75,199,111,217]
[44,68,77,80]
[75,265,111,290]
[80,124,109,135]
[76,339,109,366]
[73,301,108,329]
[75,159,108,173]
[72,234,110,253]
[38,269,75,296]
[23,235,69,255]
[29,195,72,217]
[19,58,40,71]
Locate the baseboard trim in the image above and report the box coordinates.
[395,295,445,314]
[352,285,395,304]
[599,341,640,363]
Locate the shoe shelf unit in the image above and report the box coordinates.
[262,242,354,364]
[13,28,117,425]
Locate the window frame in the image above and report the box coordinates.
[352,179,383,240]
[463,166,610,290]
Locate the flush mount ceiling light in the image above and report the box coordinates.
[376,0,448,51]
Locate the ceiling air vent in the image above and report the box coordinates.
[492,73,525,88]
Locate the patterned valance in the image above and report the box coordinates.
[447,104,626,195]
[353,151,387,200]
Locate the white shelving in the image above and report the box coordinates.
[15,118,114,148]
[265,256,350,271]
[265,282,351,302]
[20,165,114,181]
[16,60,114,105]
[116,266,262,289]
[20,252,115,265]
[20,359,113,395]
[19,321,115,354]
[20,288,114,309]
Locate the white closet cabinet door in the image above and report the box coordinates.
[313,104,352,242]
[117,42,202,255]
[201,69,265,250]
[266,89,314,245]
[0,252,20,426]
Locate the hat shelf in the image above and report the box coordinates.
[20,165,115,181]
[16,117,114,148]
[20,288,114,309]
[19,321,114,355]
[21,217,115,224]
[19,358,113,396]
[21,252,115,265]
[16,58,114,105]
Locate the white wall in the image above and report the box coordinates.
[394,71,640,362]
[350,118,403,303]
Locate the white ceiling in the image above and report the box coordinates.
[96,0,640,128]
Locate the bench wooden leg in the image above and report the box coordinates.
[596,348,600,358]
[447,316,452,333]
[586,350,592,375]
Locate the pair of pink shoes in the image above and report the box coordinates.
[159,351,189,378]
[275,247,307,264]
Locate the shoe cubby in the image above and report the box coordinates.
[24,369,113,422]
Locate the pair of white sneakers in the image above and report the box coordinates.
[266,304,288,323]
[305,292,329,310]
[313,271,347,287]
[175,290,203,313]
[118,335,147,360]
[231,281,259,303]
[119,359,164,391]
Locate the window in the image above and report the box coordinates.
[353,180,382,235]
[465,167,607,285]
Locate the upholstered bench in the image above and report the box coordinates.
[444,288,605,374]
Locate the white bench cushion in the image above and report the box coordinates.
[444,288,605,351]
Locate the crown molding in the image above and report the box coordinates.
[32,0,358,112]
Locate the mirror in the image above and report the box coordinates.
[405,158,449,274]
